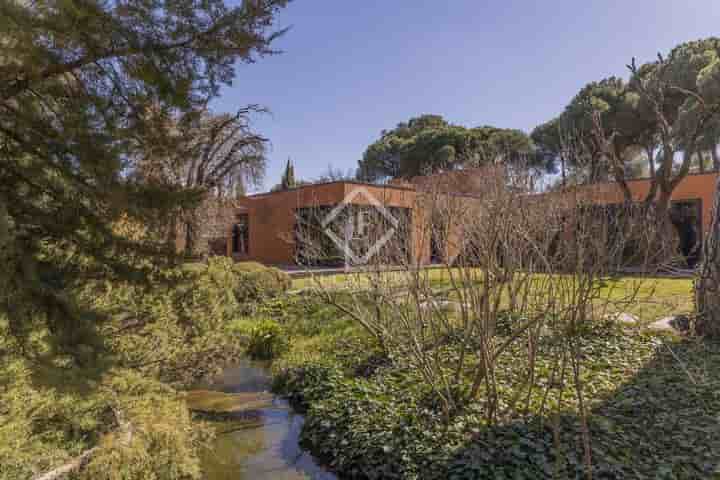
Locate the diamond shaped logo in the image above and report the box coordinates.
[321,187,399,265]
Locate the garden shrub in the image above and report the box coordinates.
[277,366,455,480]
[257,291,355,337]
[273,363,345,410]
[180,258,291,307]
[232,261,291,302]
[245,319,288,360]
[182,256,242,327]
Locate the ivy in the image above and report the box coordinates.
[275,315,720,479]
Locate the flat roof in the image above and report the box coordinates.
[245,180,417,199]
[246,170,719,200]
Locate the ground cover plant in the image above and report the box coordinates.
[271,285,720,480]
[277,166,719,480]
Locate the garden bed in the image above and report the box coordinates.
[269,291,720,480]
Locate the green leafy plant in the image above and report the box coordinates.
[233,261,291,303]
[232,318,288,360]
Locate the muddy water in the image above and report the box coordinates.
[192,360,337,480]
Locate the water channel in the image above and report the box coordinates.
[189,360,337,480]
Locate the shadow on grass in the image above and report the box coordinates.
[446,336,720,479]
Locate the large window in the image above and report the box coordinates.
[671,200,702,268]
[579,200,703,268]
[295,205,411,267]
[232,214,249,255]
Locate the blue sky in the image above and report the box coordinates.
[211,1,719,191]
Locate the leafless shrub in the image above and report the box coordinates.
[296,158,671,479]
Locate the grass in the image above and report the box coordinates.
[289,266,457,290]
[598,276,694,322]
[291,269,694,323]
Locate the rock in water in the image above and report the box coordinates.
[185,390,274,413]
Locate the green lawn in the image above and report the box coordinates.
[291,270,694,323]
[598,276,694,322]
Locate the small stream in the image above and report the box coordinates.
[191,360,337,480]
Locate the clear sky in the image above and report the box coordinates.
[211,1,719,191]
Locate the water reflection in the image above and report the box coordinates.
[195,360,337,480]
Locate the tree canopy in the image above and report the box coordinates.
[533,37,720,206]
[357,114,534,182]
[137,106,268,197]
[0,1,287,477]
[0,0,287,333]
[134,105,269,254]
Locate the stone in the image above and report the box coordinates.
[185,390,274,413]
[605,312,640,325]
[418,300,468,313]
[649,315,691,332]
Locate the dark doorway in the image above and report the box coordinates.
[430,230,444,264]
[232,214,249,255]
[670,200,702,268]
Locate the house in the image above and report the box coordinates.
[226,181,428,266]
[566,172,719,267]
[222,170,719,268]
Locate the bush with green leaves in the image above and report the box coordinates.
[232,261,291,303]
[0,258,248,480]
[181,258,291,311]
[0,344,210,480]
[231,317,288,360]
[87,258,247,385]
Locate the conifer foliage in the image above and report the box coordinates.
[0,0,288,478]
[280,157,297,190]
[0,0,287,336]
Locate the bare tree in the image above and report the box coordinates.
[136,105,268,255]
[628,55,720,214]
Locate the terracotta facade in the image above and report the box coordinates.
[568,172,719,237]
[226,182,428,266]
[222,172,719,267]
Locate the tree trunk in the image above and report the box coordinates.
[712,144,719,172]
[696,175,720,337]
[646,146,656,178]
[646,193,680,268]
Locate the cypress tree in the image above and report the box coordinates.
[281,157,297,190]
